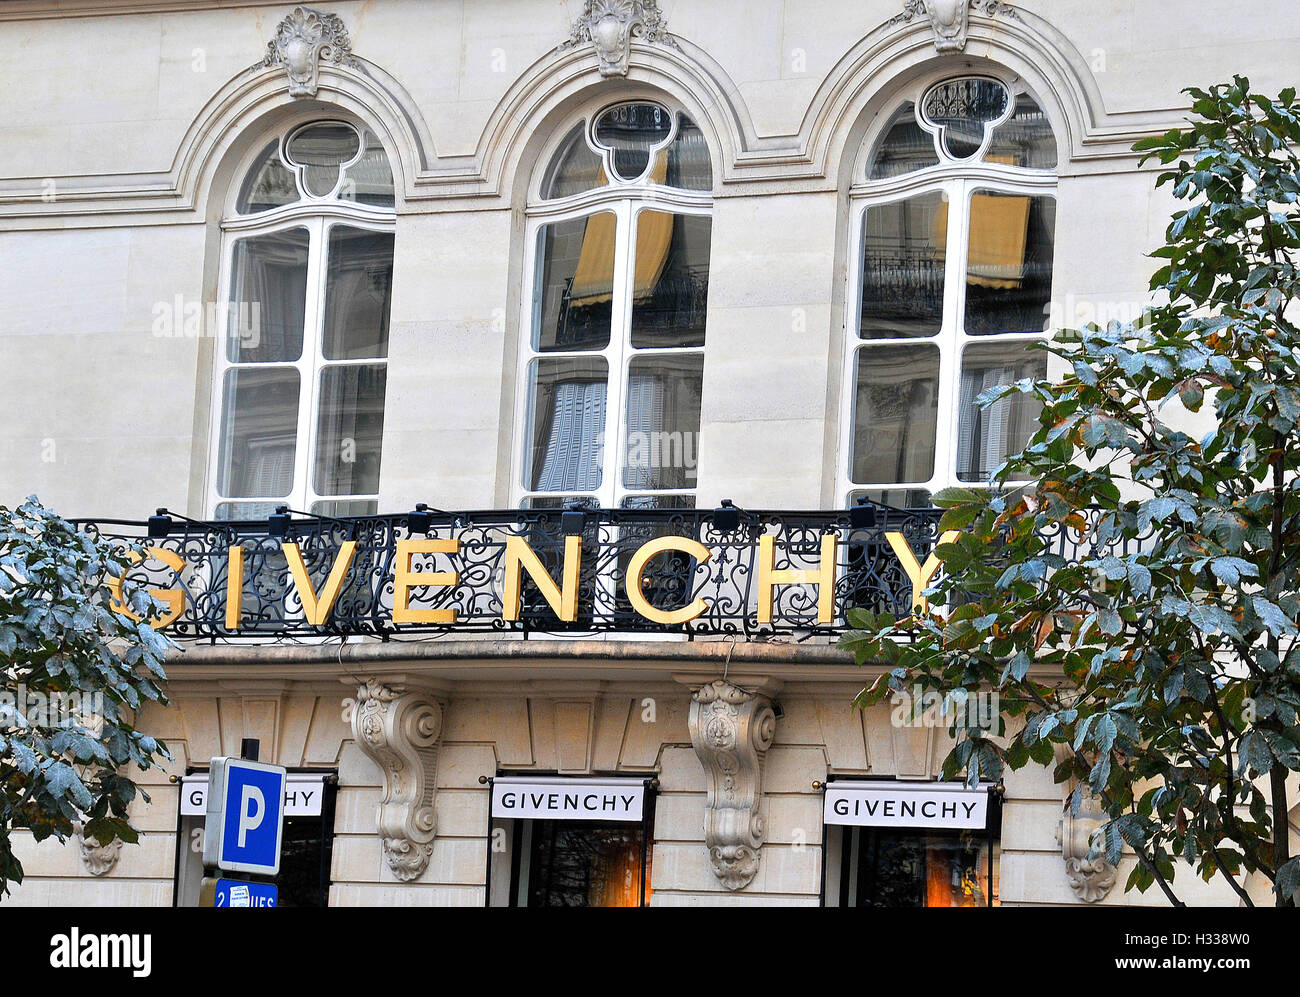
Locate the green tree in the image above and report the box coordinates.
[0,496,172,897]
[839,77,1300,907]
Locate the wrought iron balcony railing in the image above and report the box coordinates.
[75,505,958,642]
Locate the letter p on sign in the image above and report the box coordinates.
[203,757,287,876]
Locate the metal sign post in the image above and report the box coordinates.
[200,739,284,907]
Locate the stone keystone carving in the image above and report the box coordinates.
[560,0,679,78]
[889,0,1020,53]
[261,6,360,98]
[1057,792,1118,903]
[350,680,443,882]
[688,680,776,890]
[74,821,123,877]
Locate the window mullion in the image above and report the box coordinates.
[297,216,328,513]
[932,179,969,493]
[604,201,635,510]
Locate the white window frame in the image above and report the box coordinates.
[513,102,713,511]
[206,120,396,520]
[838,74,1057,507]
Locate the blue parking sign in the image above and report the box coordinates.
[202,757,287,876]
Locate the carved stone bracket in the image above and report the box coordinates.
[688,679,776,891]
[350,679,443,882]
[74,822,123,877]
[1057,790,1118,903]
[560,0,679,77]
[889,0,1021,53]
[261,5,360,97]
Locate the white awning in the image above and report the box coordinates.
[823,781,989,830]
[491,776,648,822]
[180,772,328,817]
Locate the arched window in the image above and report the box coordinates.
[841,75,1057,508]
[209,119,396,519]
[516,100,713,510]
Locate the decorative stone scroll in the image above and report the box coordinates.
[261,6,360,98]
[688,680,777,891]
[889,0,1021,54]
[560,0,679,78]
[349,680,443,882]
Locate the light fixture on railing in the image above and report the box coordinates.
[561,501,587,536]
[148,508,173,538]
[849,496,877,530]
[712,498,741,533]
[406,503,432,535]
[267,505,293,537]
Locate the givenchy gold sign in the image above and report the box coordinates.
[108,531,959,630]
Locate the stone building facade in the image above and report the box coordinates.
[1,0,1292,906]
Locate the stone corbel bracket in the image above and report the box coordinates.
[74,822,123,877]
[1058,794,1118,902]
[350,679,444,882]
[261,5,361,98]
[688,679,777,891]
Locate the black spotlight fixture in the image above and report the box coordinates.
[147,508,173,539]
[267,505,292,537]
[561,501,587,536]
[407,503,432,535]
[849,496,877,530]
[713,498,741,533]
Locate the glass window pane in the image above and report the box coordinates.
[226,228,309,363]
[525,821,648,907]
[851,344,939,484]
[594,102,673,181]
[666,114,712,191]
[868,103,939,179]
[842,828,997,907]
[532,213,615,352]
[986,93,1057,169]
[323,227,393,359]
[623,354,703,490]
[620,494,695,509]
[963,191,1055,335]
[525,357,608,492]
[850,488,933,510]
[630,212,710,349]
[311,499,379,517]
[313,364,387,496]
[214,501,282,521]
[859,192,946,339]
[520,495,599,510]
[237,140,298,213]
[540,123,606,199]
[286,122,361,197]
[956,340,1046,483]
[340,129,395,207]
[923,78,1009,160]
[216,367,300,498]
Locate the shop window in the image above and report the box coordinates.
[174,771,336,907]
[210,119,395,521]
[487,775,655,907]
[822,780,1001,908]
[842,76,1057,508]
[519,101,713,512]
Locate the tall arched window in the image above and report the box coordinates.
[209,119,396,520]
[841,75,1057,508]
[516,100,713,510]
